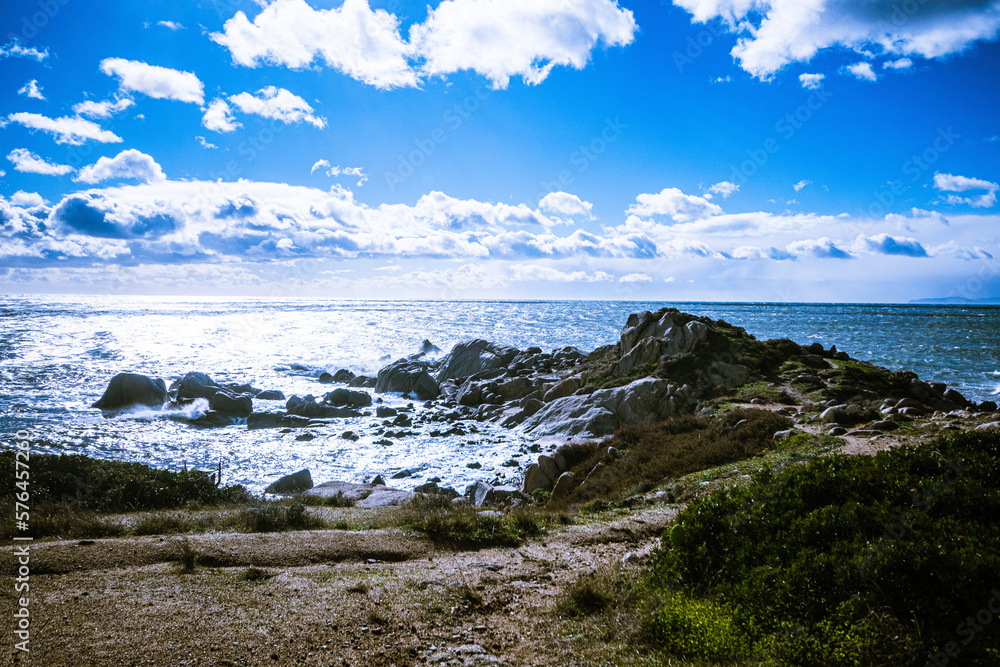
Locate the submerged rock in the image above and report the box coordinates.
[173,371,219,400]
[92,372,167,412]
[209,388,253,418]
[375,360,440,400]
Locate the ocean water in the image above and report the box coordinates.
[2,295,999,494]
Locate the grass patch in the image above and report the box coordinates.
[563,409,793,504]
[641,429,1000,665]
[556,575,615,618]
[242,566,275,582]
[396,495,547,548]
[298,491,355,508]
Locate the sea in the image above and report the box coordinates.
[2,295,999,494]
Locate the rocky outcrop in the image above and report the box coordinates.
[285,395,363,419]
[436,340,519,383]
[92,373,167,412]
[246,412,312,430]
[305,480,415,508]
[615,310,711,375]
[375,360,440,400]
[323,388,373,408]
[522,377,687,438]
[173,372,219,400]
[208,388,253,418]
[264,469,313,494]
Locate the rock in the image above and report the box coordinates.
[537,455,559,482]
[265,469,313,494]
[174,371,219,400]
[521,397,544,418]
[976,421,1000,431]
[324,387,373,408]
[341,431,359,441]
[348,375,376,388]
[357,486,415,508]
[318,372,334,384]
[523,377,680,438]
[92,372,167,411]
[225,383,260,395]
[420,339,442,355]
[371,475,385,485]
[495,377,533,401]
[471,480,495,507]
[773,429,798,441]
[872,420,898,432]
[543,377,582,402]
[828,426,848,436]
[819,404,849,423]
[332,369,356,384]
[800,354,830,369]
[256,390,285,401]
[456,380,484,406]
[304,480,413,507]
[209,388,253,418]
[376,406,398,417]
[979,400,998,412]
[943,388,969,407]
[285,395,362,419]
[522,463,551,495]
[436,340,519,383]
[414,482,440,494]
[375,360,440,400]
[615,310,710,375]
[246,412,312,429]
[549,472,575,503]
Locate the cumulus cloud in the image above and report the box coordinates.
[73,97,134,119]
[311,160,367,185]
[619,273,652,283]
[934,172,999,208]
[626,187,722,222]
[99,58,204,104]
[211,0,638,89]
[798,73,824,90]
[539,191,594,218]
[855,233,929,257]
[0,41,48,61]
[202,99,242,133]
[74,149,167,184]
[786,237,853,259]
[212,0,417,89]
[793,179,812,192]
[673,0,1000,79]
[4,112,123,145]
[17,80,45,100]
[228,86,326,128]
[884,57,913,70]
[845,62,877,81]
[706,181,739,198]
[7,148,74,176]
[411,0,638,88]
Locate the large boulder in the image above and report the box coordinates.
[436,340,519,383]
[209,388,253,418]
[92,372,167,411]
[285,395,363,419]
[615,310,711,375]
[173,372,220,400]
[523,377,683,438]
[264,469,313,494]
[323,387,373,408]
[375,360,440,400]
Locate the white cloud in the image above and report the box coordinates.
[539,191,594,217]
[673,0,1000,79]
[228,86,326,129]
[74,149,166,185]
[619,273,653,283]
[798,73,824,90]
[0,170,6,177]
[17,80,45,100]
[4,112,123,145]
[157,20,185,30]
[626,187,722,222]
[211,0,638,89]
[311,160,367,185]
[99,58,204,105]
[73,97,134,119]
[411,0,638,88]
[786,237,853,259]
[10,191,46,207]
[934,172,999,208]
[793,179,812,192]
[196,136,218,149]
[884,58,913,70]
[212,0,418,89]
[202,99,242,133]
[7,148,74,176]
[707,181,739,198]
[0,41,48,61]
[845,62,877,81]
[854,233,929,257]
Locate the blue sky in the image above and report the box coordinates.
[2,0,999,301]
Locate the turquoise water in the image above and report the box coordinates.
[2,296,997,492]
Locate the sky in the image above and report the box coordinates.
[1,0,999,302]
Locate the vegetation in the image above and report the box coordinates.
[638,429,1000,665]
[396,494,547,548]
[559,408,793,504]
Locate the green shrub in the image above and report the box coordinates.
[645,430,1000,664]
[399,497,545,548]
[642,592,749,662]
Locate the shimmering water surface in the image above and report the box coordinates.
[2,296,998,494]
